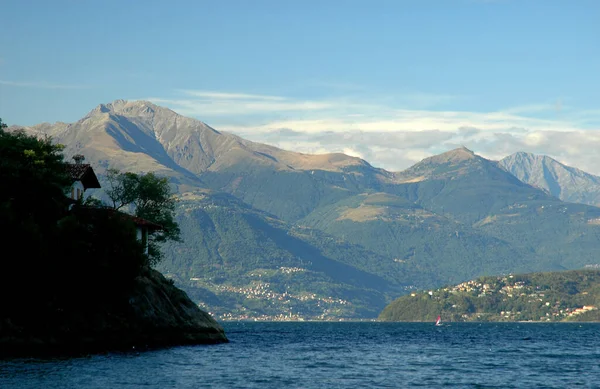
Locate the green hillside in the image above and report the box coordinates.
[300,192,537,286]
[379,269,600,322]
[157,190,407,320]
[199,164,390,222]
[474,201,600,269]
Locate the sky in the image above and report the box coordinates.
[1,0,599,173]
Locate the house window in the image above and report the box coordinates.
[77,188,82,199]
[71,188,75,199]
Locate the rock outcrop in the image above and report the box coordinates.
[0,268,227,357]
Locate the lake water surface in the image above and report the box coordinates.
[1,322,599,388]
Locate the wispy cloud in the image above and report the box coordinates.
[222,109,582,135]
[148,89,463,118]
[178,89,287,101]
[149,89,600,175]
[0,79,90,89]
[149,90,336,116]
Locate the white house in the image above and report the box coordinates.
[65,154,101,200]
[128,213,163,255]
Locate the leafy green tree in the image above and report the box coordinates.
[0,122,72,265]
[105,168,181,264]
[105,168,139,210]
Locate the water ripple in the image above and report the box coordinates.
[1,322,600,388]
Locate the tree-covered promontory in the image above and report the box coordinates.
[0,119,227,355]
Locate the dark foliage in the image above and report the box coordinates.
[106,168,181,265]
[0,123,147,318]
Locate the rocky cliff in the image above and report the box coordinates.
[0,268,227,357]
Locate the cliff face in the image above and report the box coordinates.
[0,268,227,357]
[126,268,228,345]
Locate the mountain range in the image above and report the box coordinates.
[11,100,600,320]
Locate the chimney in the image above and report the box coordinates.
[73,154,85,164]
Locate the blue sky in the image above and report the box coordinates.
[1,0,599,172]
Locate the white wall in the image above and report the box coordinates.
[136,226,149,255]
[70,181,85,200]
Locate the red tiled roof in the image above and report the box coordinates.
[65,163,101,189]
[124,213,164,230]
[72,206,163,231]
[65,163,91,180]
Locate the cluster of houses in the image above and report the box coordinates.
[568,305,598,316]
[414,275,598,321]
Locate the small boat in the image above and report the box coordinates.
[435,315,442,326]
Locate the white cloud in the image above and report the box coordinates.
[149,94,334,116]
[177,89,286,101]
[341,148,365,159]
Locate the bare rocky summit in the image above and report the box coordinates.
[13,99,371,177]
[499,152,600,207]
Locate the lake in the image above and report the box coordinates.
[1,322,599,388]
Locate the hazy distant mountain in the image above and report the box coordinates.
[12,100,600,320]
[499,151,600,207]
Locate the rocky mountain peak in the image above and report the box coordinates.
[499,151,600,206]
[86,99,162,119]
[505,151,557,165]
[501,151,567,176]
[405,146,478,171]
[431,146,477,163]
[394,146,511,184]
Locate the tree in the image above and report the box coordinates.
[0,124,149,312]
[0,122,72,259]
[105,168,181,264]
[105,168,139,210]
